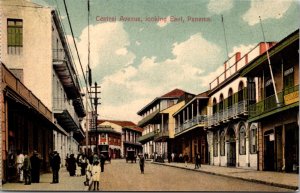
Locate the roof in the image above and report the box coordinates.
[137,88,192,115]
[98,120,143,133]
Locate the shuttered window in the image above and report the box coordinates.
[7,19,23,54]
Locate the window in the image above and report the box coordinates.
[213,98,217,114]
[238,81,244,102]
[239,124,246,155]
[220,131,225,156]
[250,125,257,154]
[7,19,23,54]
[284,67,294,90]
[213,132,218,157]
[228,88,233,107]
[219,94,224,112]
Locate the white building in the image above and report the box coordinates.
[206,42,275,169]
[0,0,85,166]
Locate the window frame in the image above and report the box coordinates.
[213,132,219,157]
[249,125,257,154]
[239,124,246,155]
[220,131,225,156]
[7,18,23,54]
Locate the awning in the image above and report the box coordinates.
[54,110,79,132]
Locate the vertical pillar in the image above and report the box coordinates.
[183,110,185,122]
[246,130,250,167]
[192,103,194,119]
[187,107,189,121]
[236,137,239,167]
[197,99,199,116]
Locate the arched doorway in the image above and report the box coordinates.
[227,127,236,167]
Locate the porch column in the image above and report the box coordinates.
[183,110,185,122]
[236,137,239,167]
[218,131,221,166]
[246,132,250,167]
[197,99,199,116]
[192,103,194,119]
[178,114,180,130]
[187,107,189,120]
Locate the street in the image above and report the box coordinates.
[1,159,295,191]
[99,160,292,191]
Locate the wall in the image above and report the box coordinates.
[1,2,53,110]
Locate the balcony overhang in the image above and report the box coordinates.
[73,98,86,117]
[54,110,79,132]
[73,125,85,142]
[175,124,205,137]
[137,131,155,143]
[123,141,142,146]
[137,109,160,127]
[154,132,169,142]
[53,60,81,99]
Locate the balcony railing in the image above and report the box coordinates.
[154,130,169,141]
[175,115,207,134]
[207,100,247,127]
[53,49,66,62]
[53,98,80,127]
[248,85,299,119]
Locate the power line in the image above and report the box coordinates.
[62,0,89,93]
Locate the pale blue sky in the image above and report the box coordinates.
[33,0,299,122]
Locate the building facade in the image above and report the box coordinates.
[206,42,275,169]
[137,89,195,158]
[84,120,142,158]
[173,91,209,164]
[240,30,299,173]
[0,0,85,173]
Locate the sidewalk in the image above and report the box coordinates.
[152,161,299,190]
[2,168,89,191]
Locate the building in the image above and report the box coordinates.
[0,0,85,172]
[137,89,195,158]
[173,91,209,164]
[85,120,143,158]
[206,42,275,169]
[239,29,299,173]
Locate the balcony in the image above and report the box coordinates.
[154,130,169,141]
[137,131,155,143]
[53,98,80,131]
[207,100,247,128]
[248,85,299,120]
[175,115,207,135]
[137,109,160,127]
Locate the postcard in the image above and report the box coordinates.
[0,0,299,191]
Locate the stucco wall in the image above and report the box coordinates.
[1,3,53,110]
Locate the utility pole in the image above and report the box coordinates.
[90,82,101,154]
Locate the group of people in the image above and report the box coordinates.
[85,153,107,190]
[14,150,42,185]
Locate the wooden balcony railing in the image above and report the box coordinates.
[248,85,299,118]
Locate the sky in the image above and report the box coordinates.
[32,0,299,123]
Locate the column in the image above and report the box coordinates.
[106,133,108,145]
[197,99,199,116]
[246,132,250,167]
[236,138,239,167]
[187,107,189,121]
[183,110,185,122]
[178,114,181,132]
[192,103,194,119]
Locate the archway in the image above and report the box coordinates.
[226,127,236,167]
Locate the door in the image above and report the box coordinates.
[285,123,299,173]
[227,142,236,166]
[264,131,275,171]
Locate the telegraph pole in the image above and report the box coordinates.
[90,82,101,154]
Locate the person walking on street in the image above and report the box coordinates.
[50,151,61,183]
[16,150,24,183]
[183,152,189,167]
[30,151,41,183]
[23,152,31,185]
[194,152,201,169]
[67,154,76,176]
[91,160,101,190]
[171,153,175,162]
[139,154,145,174]
[100,154,105,172]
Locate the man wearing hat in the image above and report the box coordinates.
[30,150,41,183]
[50,151,61,183]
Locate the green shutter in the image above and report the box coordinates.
[243,88,247,101]
[224,98,228,108]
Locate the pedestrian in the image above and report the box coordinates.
[80,155,87,176]
[23,152,31,185]
[91,160,101,190]
[167,152,171,163]
[183,152,189,167]
[171,152,175,162]
[16,150,24,183]
[100,154,105,172]
[30,150,41,183]
[85,159,93,187]
[179,153,183,163]
[139,154,145,174]
[68,154,76,176]
[50,151,61,183]
[7,151,16,182]
[65,154,69,172]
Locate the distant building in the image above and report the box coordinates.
[84,120,143,158]
[137,89,195,158]
[173,91,209,164]
[240,29,299,173]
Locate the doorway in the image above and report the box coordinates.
[227,128,236,167]
[285,122,299,173]
[264,130,275,171]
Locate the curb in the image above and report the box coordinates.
[152,162,298,190]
